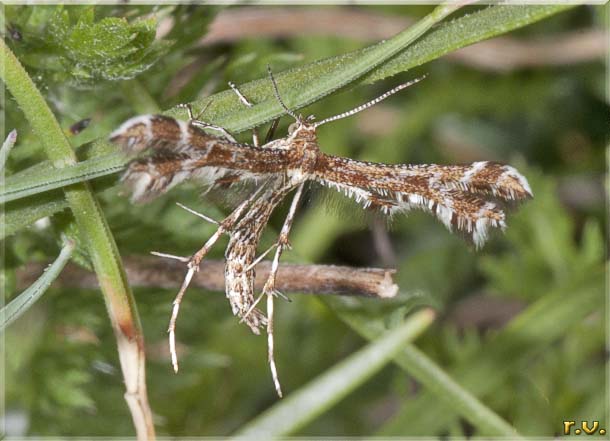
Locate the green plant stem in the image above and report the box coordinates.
[0,39,155,440]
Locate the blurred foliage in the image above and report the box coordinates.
[2,3,608,438]
[5,5,170,86]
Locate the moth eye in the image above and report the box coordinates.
[288,122,299,135]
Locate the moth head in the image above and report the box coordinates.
[288,115,318,139]
[287,114,314,133]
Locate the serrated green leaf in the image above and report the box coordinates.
[130,18,157,49]
[66,18,136,61]
[23,5,171,86]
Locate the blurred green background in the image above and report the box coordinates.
[2,4,607,438]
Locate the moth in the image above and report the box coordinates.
[109,69,532,396]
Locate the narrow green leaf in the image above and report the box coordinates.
[2,191,68,240]
[364,4,577,84]
[336,304,521,437]
[374,266,604,436]
[234,308,435,438]
[161,4,465,132]
[1,240,75,332]
[0,153,126,204]
[168,4,576,133]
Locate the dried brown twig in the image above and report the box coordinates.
[17,257,400,299]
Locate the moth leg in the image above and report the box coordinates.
[263,183,305,297]
[228,81,254,107]
[176,202,219,225]
[264,118,280,144]
[176,102,238,143]
[237,242,280,326]
[166,184,268,373]
[262,183,305,397]
[190,121,238,144]
[267,290,282,397]
[228,81,281,146]
[228,81,260,146]
[177,102,211,121]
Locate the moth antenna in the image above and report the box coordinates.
[267,65,299,122]
[314,75,426,128]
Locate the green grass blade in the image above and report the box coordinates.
[399,344,521,438]
[334,302,520,437]
[2,192,68,240]
[1,153,126,204]
[234,308,436,438]
[1,240,75,332]
[206,4,461,132]
[166,4,576,133]
[364,4,576,84]
[375,265,604,435]
[0,38,155,438]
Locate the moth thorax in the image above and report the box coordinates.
[298,143,321,174]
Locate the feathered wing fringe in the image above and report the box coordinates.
[315,158,532,248]
[110,114,292,203]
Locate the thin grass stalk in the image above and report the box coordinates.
[0,39,155,440]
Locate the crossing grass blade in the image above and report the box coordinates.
[1,240,75,332]
[0,153,127,204]
[233,308,435,438]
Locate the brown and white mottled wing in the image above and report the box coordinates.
[314,156,532,248]
[224,180,296,333]
[109,115,293,203]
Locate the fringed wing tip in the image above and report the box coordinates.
[108,115,157,154]
[500,164,533,200]
[425,197,508,249]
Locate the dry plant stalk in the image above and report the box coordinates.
[109,69,532,397]
[17,258,400,299]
